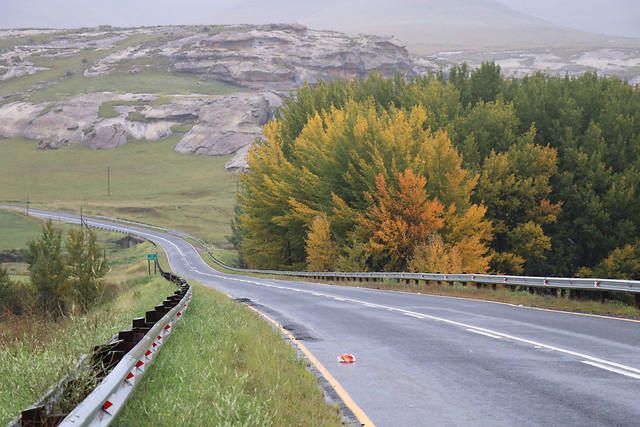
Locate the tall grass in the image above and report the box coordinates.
[115,282,343,426]
[0,275,174,425]
[0,230,176,425]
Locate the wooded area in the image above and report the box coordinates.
[232,65,640,278]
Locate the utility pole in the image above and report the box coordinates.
[107,166,110,197]
[26,196,30,216]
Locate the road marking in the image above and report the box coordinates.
[581,361,640,380]
[244,304,376,427]
[362,303,381,308]
[467,329,502,339]
[404,313,425,319]
[194,275,640,380]
[31,210,640,384]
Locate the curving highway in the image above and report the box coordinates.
[14,207,640,426]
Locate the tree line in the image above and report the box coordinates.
[230,65,640,279]
[0,220,107,317]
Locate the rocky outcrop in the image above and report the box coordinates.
[174,92,281,161]
[0,24,423,169]
[140,100,200,122]
[23,93,108,144]
[0,102,49,137]
[170,25,418,90]
[83,123,128,149]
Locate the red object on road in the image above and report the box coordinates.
[338,353,356,363]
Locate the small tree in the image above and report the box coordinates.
[66,228,108,312]
[586,244,640,280]
[25,220,69,316]
[0,266,16,312]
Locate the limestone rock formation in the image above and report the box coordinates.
[174,92,281,162]
[0,102,49,137]
[23,93,108,145]
[0,25,425,169]
[170,24,417,90]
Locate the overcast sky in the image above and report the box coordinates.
[495,0,640,38]
[1,0,638,38]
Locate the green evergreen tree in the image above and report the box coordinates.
[25,220,69,316]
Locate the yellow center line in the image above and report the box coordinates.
[244,304,376,427]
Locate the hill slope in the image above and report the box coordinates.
[204,0,638,53]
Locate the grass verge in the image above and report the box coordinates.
[115,281,343,426]
[0,240,175,425]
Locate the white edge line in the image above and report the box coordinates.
[467,329,502,339]
[581,361,640,380]
[404,313,425,319]
[38,210,640,382]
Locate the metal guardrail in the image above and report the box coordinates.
[58,270,191,426]
[216,259,640,292]
[12,263,192,427]
[88,214,640,300]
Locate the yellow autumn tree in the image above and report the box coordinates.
[409,204,492,274]
[238,121,302,268]
[305,213,338,271]
[238,96,492,272]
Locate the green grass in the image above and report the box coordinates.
[0,219,343,426]
[0,30,61,50]
[0,210,43,251]
[0,137,240,249]
[115,281,342,426]
[0,31,242,103]
[27,70,242,104]
[0,236,175,425]
[0,42,115,101]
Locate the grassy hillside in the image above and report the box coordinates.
[0,30,242,103]
[0,136,239,251]
[0,209,43,251]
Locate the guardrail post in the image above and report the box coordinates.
[21,405,45,427]
[600,291,608,303]
[636,294,640,309]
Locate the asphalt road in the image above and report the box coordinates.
[15,207,640,426]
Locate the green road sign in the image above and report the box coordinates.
[147,253,158,261]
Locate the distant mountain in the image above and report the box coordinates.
[203,0,639,53]
[3,0,637,54]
